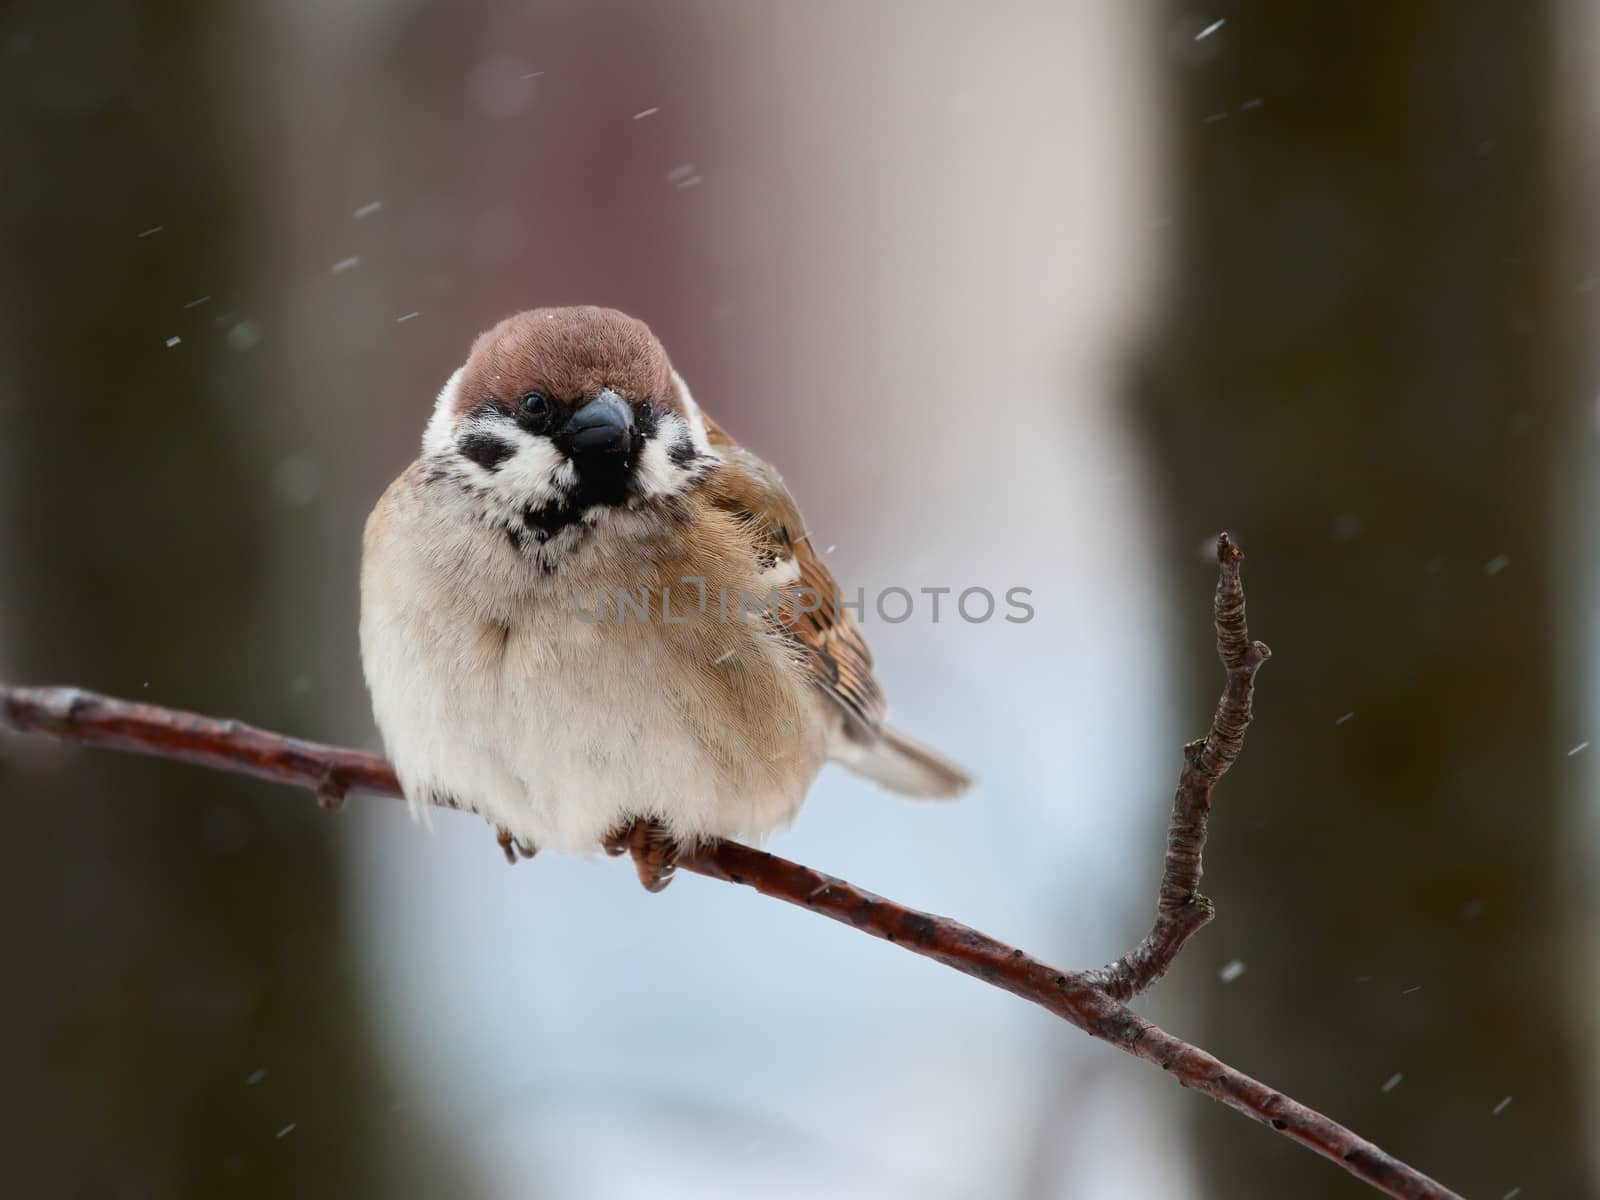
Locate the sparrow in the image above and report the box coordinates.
[360,306,969,890]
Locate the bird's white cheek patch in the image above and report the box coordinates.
[425,361,576,508]
[493,437,574,506]
[632,381,724,502]
[422,367,466,459]
[672,370,714,457]
[633,416,685,499]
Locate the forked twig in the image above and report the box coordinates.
[1091,532,1271,999]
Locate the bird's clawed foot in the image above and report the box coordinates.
[602,817,680,893]
[495,824,538,865]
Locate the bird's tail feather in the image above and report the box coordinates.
[833,725,971,799]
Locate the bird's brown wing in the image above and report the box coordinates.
[700,415,886,737]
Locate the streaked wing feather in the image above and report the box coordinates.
[701,416,886,736]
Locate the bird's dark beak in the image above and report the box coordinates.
[562,389,634,457]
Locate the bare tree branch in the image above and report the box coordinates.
[0,537,1464,1200]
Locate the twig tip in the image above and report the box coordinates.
[1216,532,1243,565]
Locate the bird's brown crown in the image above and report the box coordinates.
[453,306,679,419]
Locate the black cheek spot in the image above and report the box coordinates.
[667,436,698,467]
[458,432,515,472]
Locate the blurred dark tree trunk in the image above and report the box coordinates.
[1136,6,1589,1197]
[0,6,473,1196]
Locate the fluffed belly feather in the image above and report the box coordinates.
[361,561,832,853]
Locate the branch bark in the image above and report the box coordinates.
[0,537,1463,1200]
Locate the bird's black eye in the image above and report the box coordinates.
[637,400,654,421]
[519,391,552,431]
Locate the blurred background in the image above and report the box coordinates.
[1,2,1596,1197]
